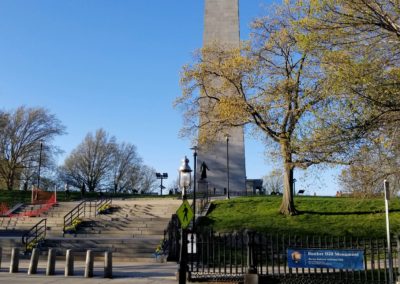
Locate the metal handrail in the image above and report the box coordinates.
[22,218,47,252]
[63,197,112,235]
[63,200,86,235]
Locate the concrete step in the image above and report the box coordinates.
[64,233,165,239]
[41,236,162,261]
[0,198,179,261]
[0,237,25,255]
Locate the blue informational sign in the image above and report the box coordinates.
[288,249,364,270]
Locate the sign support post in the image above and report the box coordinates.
[384,180,394,284]
[176,199,193,284]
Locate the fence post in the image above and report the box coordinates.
[397,235,400,284]
[65,249,74,276]
[28,248,40,275]
[84,250,94,278]
[46,248,56,276]
[244,231,258,284]
[104,251,112,278]
[9,247,19,273]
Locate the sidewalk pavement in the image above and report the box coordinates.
[0,259,179,284]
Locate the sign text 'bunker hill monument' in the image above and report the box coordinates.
[197,0,246,195]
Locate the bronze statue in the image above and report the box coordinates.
[200,161,209,180]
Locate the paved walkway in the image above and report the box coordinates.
[0,259,179,283]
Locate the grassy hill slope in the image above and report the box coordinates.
[199,196,400,238]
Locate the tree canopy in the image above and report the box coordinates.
[176,3,359,215]
[298,0,400,131]
[0,106,65,190]
[59,128,157,194]
[297,0,400,195]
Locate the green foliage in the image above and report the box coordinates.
[64,217,83,233]
[176,2,356,216]
[97,204,111,214]
[0,190,179,205]
[26,237,44,252]
[154,239,168,256]
[0,190,33,207]
[199,196,400,238]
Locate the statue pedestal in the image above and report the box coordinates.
[196,180,209,215]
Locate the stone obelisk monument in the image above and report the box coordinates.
[198,0,246,195]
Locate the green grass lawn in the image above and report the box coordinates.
[199,195,400,238]
[0,190,105,205]
[0,189,177,205]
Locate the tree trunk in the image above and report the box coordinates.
[7,171,15,191]
[88,181,95,192]
[81,183,86,195]
[279,141,298,216]
[7,180,13,191]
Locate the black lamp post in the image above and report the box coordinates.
[178,156,192,284]
[225,134,230,199]
[190,146,198,231]
[37,141,43,189]
[156,172,168,196]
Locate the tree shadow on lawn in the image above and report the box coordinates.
[298,209,400,215]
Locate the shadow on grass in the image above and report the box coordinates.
[298,209,400,215]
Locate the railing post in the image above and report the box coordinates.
[396,235,400,283]
[28,248,40,275]
[94,200,97,217]
[9,247,19,273]
[65,249,74,276]
[104,251,112,278]
[63,216,66,237]
[84,250,94,278]
[46,248,56,276]
[244,231,258,284]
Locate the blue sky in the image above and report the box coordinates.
[0,0,340,195]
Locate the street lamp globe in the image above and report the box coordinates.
[179,156,192,198]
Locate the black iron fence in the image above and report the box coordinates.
[165,214,180,261]
[166,226,399,284]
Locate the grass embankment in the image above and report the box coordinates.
[0,190,177,205]
[199,196,400,238]
[0,190,103,205]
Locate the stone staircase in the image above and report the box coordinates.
[0,201,81,255]
[1,202,81,235]
[42,199,181,261]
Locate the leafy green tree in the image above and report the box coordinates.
[297,0,400,193]
[339,126,400,196]
[176,3,353,215]
[298,0,400,132]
